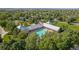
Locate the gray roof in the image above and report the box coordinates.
[28,24,43,31]
[28,23,60,32]
[17,22,60,32]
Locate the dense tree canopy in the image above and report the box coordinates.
[0,9,79,50]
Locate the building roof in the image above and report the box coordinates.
[17,22,60,32]
[28,23,43,31]
[17,25,28,30]
[42,23,60,32]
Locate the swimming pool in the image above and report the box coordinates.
[35,28,47,37]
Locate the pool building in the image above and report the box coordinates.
[17,22,60,37]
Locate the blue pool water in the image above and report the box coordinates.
[35,28,47,37]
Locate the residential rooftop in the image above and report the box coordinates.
[17,22,60,32]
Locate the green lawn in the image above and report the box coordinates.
[69,25,79,31]
[53,21,79,31]
[53,21,69,27]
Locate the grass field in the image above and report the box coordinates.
[53,21,79,31]
[69,25,79,31]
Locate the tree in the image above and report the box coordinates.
[38,32,58,50]
[25,32,37,50]
[0,34,2,43]
[56,31,79,50]
[17,31,28,39]
[11,39,26,50]
[68,17,76,23]
[1,39,15,50]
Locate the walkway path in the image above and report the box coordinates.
[72,23,79,25]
